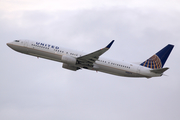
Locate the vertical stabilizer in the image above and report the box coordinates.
[140,44,174,69]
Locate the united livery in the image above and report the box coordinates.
[36,42,59,49]
[140,44,174,69]
[7,40,174,78]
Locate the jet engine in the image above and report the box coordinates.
[61,55,76,65]
[62,63,80,71]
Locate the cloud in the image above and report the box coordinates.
[1,5,180,120]
[1,0,180,11]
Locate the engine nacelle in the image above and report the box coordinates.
[62,63,80,71]
[61,55,76,65]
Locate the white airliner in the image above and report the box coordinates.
[7,40,174,78]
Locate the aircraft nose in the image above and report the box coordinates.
[7,42,13,48]
[6,42,17,50]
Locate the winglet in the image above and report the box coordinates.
[106,40,115,49]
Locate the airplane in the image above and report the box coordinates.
[7,40,174,78]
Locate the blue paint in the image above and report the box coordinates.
[140,44,174,69]
[35,42,59,50]
[40,43,44,46]
[106,40,115,48]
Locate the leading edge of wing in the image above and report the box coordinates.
[77,40,115,64]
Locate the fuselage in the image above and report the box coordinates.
[7,40,162,78]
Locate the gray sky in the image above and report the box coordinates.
[0,0,180,120]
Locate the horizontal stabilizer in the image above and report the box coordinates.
[150,67,169,74]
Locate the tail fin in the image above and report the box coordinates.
[140,44,174,69]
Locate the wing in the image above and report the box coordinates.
[76,40,114,67]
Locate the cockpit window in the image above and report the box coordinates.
[15,40,20,42]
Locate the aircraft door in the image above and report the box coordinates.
[137,66,141,74]
[23,40,28,47]
[23,40,29,54]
